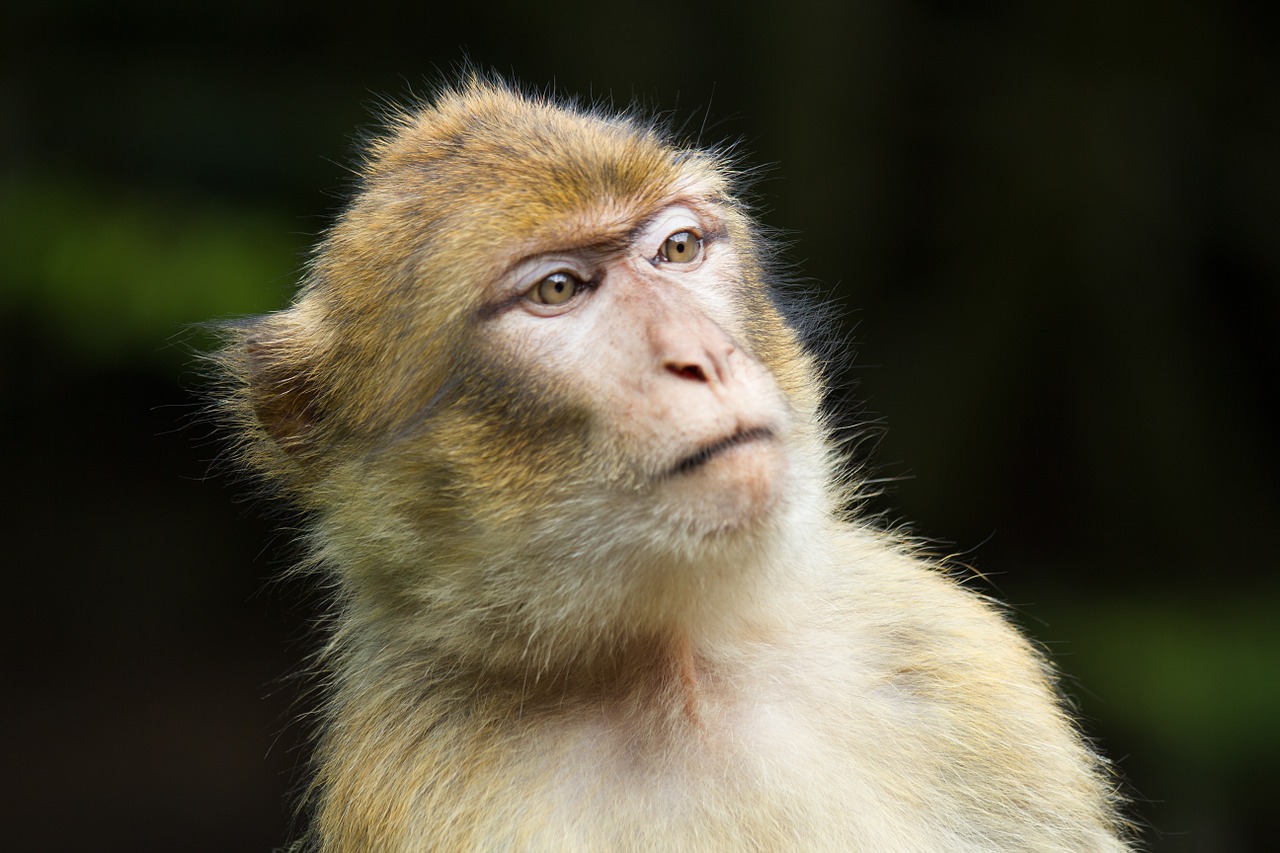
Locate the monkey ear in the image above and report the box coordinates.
[241,321,323,453]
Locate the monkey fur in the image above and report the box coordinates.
[215,79,1132,851]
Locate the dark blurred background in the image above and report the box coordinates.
[2,1,1276,850]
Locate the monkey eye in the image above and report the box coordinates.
[527,271,584,306]
[658,230,702,264]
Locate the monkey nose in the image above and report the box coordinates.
[655,319,737,386]
[666,362,710,382]
[645,293,736,386]
[660,334,735,387]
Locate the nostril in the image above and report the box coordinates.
[667,362,709,382]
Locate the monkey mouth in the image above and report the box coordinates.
[669,426,776,476]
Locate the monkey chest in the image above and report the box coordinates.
[451,692,939,852]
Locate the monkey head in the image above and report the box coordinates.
[219,82,834,667]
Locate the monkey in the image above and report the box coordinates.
[214,79,1133,851]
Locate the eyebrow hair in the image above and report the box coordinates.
[492,210,653,281]
[562,198,725,255]
[541,208,664,258]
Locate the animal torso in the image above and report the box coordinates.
[313,526,1122,852]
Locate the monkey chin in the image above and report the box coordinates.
[659,427,788,534]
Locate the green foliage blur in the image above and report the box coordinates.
[1,176,300,363]
[3,1,1276,850]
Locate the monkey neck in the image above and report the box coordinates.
[348,524,831,714]
[334,612,734,733]
[517,630,715,711]
[533,630,715,730]
[332,475,835,720]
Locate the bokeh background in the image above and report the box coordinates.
[3,2,1276,850]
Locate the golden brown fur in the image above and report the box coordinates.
[215,79,1131,851]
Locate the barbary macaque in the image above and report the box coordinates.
[215,79,1131,851]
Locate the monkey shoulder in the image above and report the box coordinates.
[773,523,1126,850]
[806,525,1079,759]
[814,524,1052,696]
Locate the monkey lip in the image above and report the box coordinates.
[669,426,776,476]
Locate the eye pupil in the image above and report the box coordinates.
[661,230,701,264]
[532,272,580,305]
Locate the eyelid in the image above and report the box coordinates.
[481,257,591,319]
[647,214,701,241]
[511,257,591,293]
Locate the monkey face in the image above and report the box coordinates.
[469,199,797,539]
